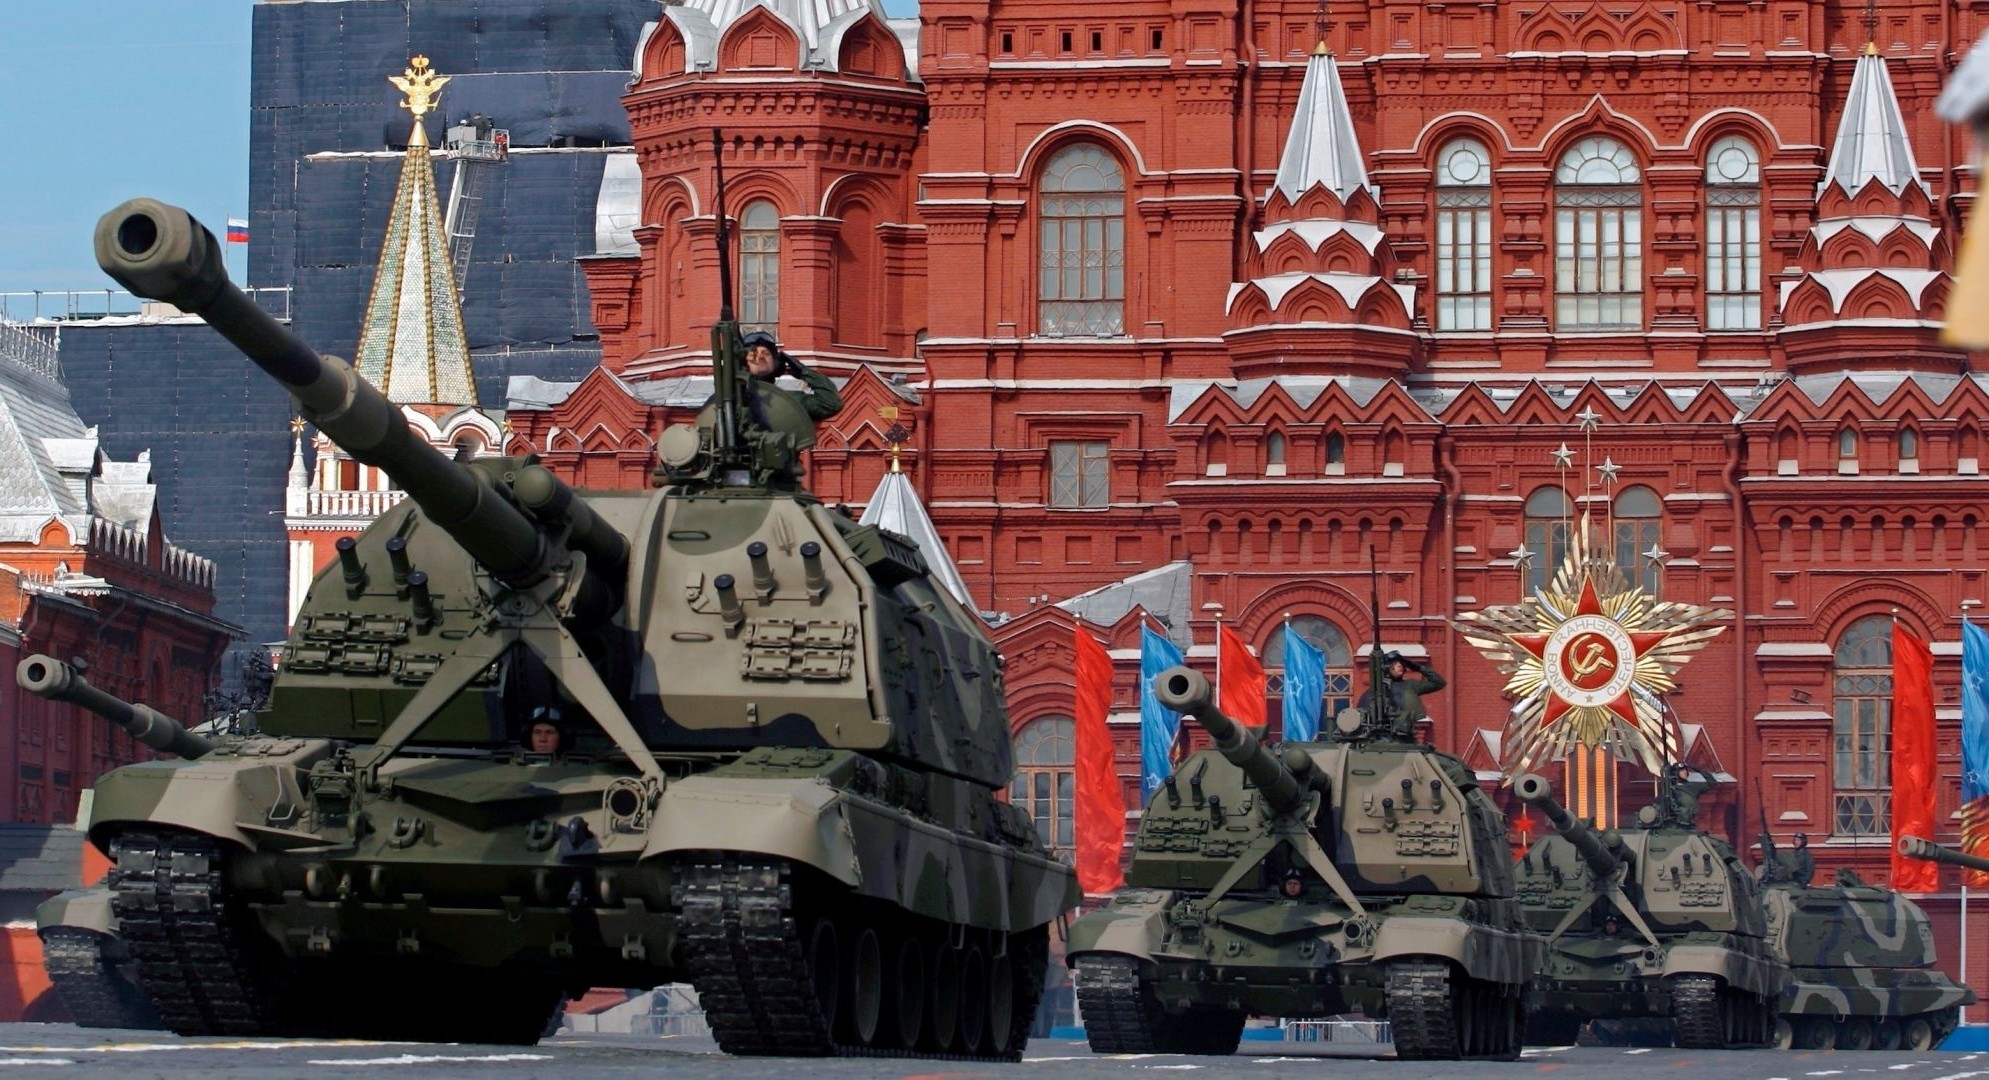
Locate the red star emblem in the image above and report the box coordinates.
[1508,577,1675,733]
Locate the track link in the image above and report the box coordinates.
[108,830,277,1037]
[1670,975,1727,1049]
[1074,955,1167,1053]
[674,855,1035,1061]
[39,929,160,1030]
[1386,958,1521,1060]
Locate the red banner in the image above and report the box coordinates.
[1218,623,1267,730]
[1891,621,1938,892]
[1073,628,1126,895]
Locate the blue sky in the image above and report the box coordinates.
[0,0,917,297]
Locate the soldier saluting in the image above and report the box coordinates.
[1357,649,1446,742]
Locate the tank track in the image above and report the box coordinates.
[108,830,278,1037]
[1671,974,1770,1049]
[39,929,161,1030]
[674,855,1037,1061]
[1385,958,1521,1060]
[1072,955,1243,1055]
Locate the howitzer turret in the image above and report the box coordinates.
[1899,835,1989,873]
[1153,666,1316,814]
[16,654,211,760]
[1514,772,1624,879]
[92,198,625,613]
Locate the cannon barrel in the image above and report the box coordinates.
[16,655,212,760]
[93,199,588,594]
[1153,666,1311,814]
[1514,773,1624,878]
[1899,835,1989,873]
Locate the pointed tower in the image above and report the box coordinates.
[1777,44,1961,372]
[283,56,505,633]
[857,454,977,614]
[355,55,477,406]
[1223,41,1416,380]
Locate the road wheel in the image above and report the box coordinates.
[1795,1016,1836,1050]
[1903,1015,1936,1052]
[1772,1018,1794,1050]
[1837,1018,1872,1051]
[1872,1019,1901,1050]
[847,925,883,1047]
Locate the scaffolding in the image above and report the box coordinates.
[443,117,512,298]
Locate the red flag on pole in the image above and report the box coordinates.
[1890,620,1938,892]
[1217,622,1267,730]
[1073,627,1126,895]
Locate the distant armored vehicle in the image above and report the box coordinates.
[1068,666,1538,1060]
[1514,770,1785,1049]
[31,195,1077,1055]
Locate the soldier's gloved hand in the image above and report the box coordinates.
[778,353,802,377]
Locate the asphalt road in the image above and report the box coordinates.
[0,1029,1982,1079]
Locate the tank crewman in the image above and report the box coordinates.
[524,704,566,756]
[742,330,843,425]
[1357,650,1447,741]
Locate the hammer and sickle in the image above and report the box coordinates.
[1568,639,1616,679]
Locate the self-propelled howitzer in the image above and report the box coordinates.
[1068,666,1538,1061]
[75,199,1076,1055]
[16,654,212,760]
[1513,773,1785,1049]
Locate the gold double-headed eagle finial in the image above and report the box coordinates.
[389,55,450,118]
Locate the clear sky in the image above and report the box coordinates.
[0,0,918,299]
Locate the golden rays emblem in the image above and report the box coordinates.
[1455,512,1732,778]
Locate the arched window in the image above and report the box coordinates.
[1010,715,1075,853]
[1613,484,1663,594]
[1554,137,1643,330]
[1037,144,1126,337]
[739,200,780,332]
[1524,486,1573,593]
[1704,136,1761,330]
[1900,428,1919,473]
[1266,431,1288,475]
[1436,138,1493,331]
[1833,615,1893,836]
[1263,616,1353,739]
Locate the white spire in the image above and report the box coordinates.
[1271,46,1373,203]
[1820,46,1926,198]
[858,470,975,612]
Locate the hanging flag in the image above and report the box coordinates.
[1281,623,1327,743]
[1138,625,1185,801]
[1217,622,1267,731]
[1962,619,1989,886]
[1073,627,1126,895]
[225,217,250,244]
[1890,620,1938,892]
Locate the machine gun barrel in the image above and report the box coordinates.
[16,655,212,760]
[1153,666,1312,815]
[1899,835,1989,874]
[93,199,589,594]
[1514,773,1624,878]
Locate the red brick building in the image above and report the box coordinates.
[507,0,1989,917]
[0,328,237,826]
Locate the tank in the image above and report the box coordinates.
[66,197,1077,1054]
[1513,770,1786,1048]
[1753,837,1972,1051]
[1067,666,1539,1060]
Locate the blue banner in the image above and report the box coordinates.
[1964,619,1989,804]
[1281,623,1327,743]
[1139,625,1186,800]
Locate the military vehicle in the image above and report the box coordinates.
[1753,836,1972,1050]
[48,191,1076,1055]
[1068,665,1538,1060]
[1513,770,1785,1049]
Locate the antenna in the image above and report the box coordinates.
[712,129,734,323]
[1367,545,1391,736]
[707,128,747,472]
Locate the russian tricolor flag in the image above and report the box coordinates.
[226,217,249,244]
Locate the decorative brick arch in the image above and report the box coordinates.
[1683,111,1784,161]
[1012,121,1150,182]
[1812,580,1945,644]
[640,19,689,80]
[1229,580,1368,645]
[718,7,801,71]
[835,13,906,81]
[1408,114,1515,158]
[644,175,699,226]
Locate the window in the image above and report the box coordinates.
[1704,136,1761,330]
[1900,429,1919,473]
[1524,486,1573,594]
[1049,440,1109,507]
[1010,716,1075,853]
[1266,431,1287,475]
[1833,614,1893,835]
[1554,137,1643,330]
[1263,616,1353,738]
[1038,144,1126,336]
[1326,431,1346,474]
[1613,485,1662,595]
[1435,138,1493,331]
[1839,428,1859,474]
[739,199,780,331]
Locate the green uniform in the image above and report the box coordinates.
[1359,666,1446,740]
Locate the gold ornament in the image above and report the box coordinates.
[1456,512,1730,778]
[389,55,450,119]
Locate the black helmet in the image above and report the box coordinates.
[740,330,778,350]
[1382,650,1404,665]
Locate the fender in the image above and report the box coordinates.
[1372,916,1540,985]
[87,758,306,852]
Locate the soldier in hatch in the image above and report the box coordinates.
[1357,650,1447,742]
[742,331,842,425]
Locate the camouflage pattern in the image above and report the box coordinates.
[1068,667,1539,1060]
[1762,878,1972,1050]
[35,888,163,1030]
[1514,772,1787,1048]
[44,198,1077,1054]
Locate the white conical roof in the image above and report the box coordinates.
[858,468,974,611]
[1271,47,1372,203]
[353,117,477,406]
[1820,47,1926,198]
